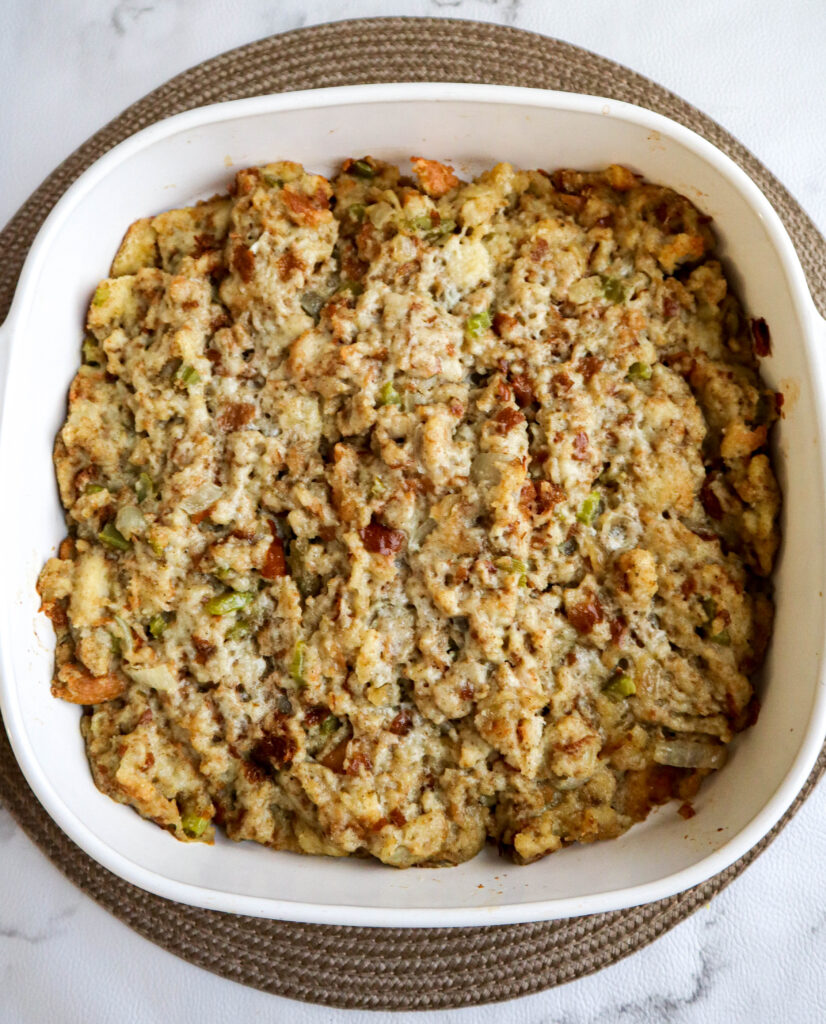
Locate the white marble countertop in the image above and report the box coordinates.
[2,2,826,1021]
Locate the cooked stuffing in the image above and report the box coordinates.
[37,157,780,866]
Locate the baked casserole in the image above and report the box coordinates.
[36,156,780,866]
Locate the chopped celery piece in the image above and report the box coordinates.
[407,214,435,232]
[91,283,110,307]
[82,337,101,365]
[434,218,456,238]
[98,522,130,551]
[409,214,456,242]
[148,536,166,558]
[148,614,169,638]
[377,381,402,407]
[337,279,364,297]
[226,620,249,641]
[497,556,528,586]
[576,491,603,526]
[320,714,341,736]
[351,159,375,179]
[628,361,652,381]
[465,310,492,340]
[603,674,636,700]
[602,276,626,303]
[204,591,253,616]
[175,363,200,388]
[290,640,306,683]
[181,814,209,838]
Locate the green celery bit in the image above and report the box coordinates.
[91,283,110,307]
[351,159,375,179]
[226,620,249,641]
[628,361,652,381]
[262,172,283,188]
[346,203,366,223]
[602,276,626,304]
[135,472,155,503]
[212,566,233,581]
[377,381,402,407]
[204,591,253,616]
[290,640,306,684]
[320,714,341,736]
[370,476,387,498]
[84,483,105,495]
[701,597,731,644]
[407,214,435,232]
[409,214,456,242]
[148,613,169,638]
[603,674,636,700]
[497,556,528,586]
[434,218,456,238]
[181,814,209,838]
[576,491,603,526]
[98,522,130,551]
[175,363,200,388]
[82,337,101,365]
[465,310,492,340]
[148,536,166,558]
[337,279,364,297]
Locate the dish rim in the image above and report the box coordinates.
[1,81,825,927]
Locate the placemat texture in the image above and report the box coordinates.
[1,17,824,1012]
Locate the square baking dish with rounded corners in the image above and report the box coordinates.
[1,83,825,927]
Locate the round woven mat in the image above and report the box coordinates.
[1,18,824,1012]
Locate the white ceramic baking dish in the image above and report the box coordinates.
[1,83,825,927]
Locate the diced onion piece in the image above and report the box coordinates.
[126,664,178,693]
[653,738,727,770]
[116,504,146,540]
[110,614,134,656]
[180,483,223,515]
[471,453,502,487]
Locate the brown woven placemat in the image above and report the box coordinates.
[1,18,824,1012]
